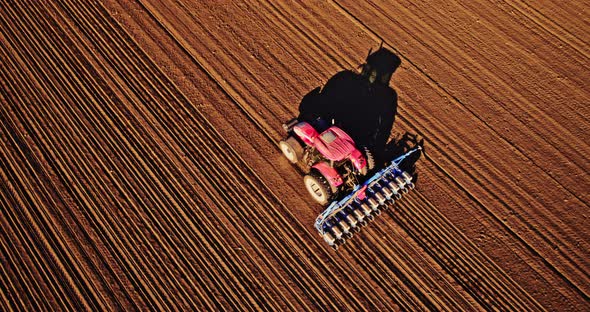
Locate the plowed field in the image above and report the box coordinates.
[1,1,588,311]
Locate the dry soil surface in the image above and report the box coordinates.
[1,1,588,311]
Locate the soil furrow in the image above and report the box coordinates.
[0,174,52,310]
[142,0,536,308]
[1,4,236,310]
[47,0,360,308]
[0,8,186,309]
[336,0,590,202]
[161,1,552,310]
[45,3,268,308]
[0,7,139,310]
[132,1,424,310]
[0,117,92,310]
[506,0,590,55]
[70,2,332,308]
[52,2,268,308]
[336,0,579,300]
[1,0,588,310]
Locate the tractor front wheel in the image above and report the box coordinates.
[279,136,303,164]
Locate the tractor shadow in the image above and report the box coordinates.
[384,132,425,183]
[298,47,408,164]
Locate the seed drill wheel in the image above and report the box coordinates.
[303,171,333,205]
[279,136,303,164]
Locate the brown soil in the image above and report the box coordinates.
[1,1,588,311]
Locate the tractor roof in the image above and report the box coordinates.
[365,48,401,75]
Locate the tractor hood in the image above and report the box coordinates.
[314,127,358,162]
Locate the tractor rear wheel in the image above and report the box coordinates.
[303,171,334,205]
[279,136,303,164]
[360,147,376,175]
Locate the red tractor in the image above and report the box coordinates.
[280,119,375,205]
[279,46,422,248]
[280,117,421,248]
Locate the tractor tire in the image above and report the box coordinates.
[303,171,334,205]
[360,147,376,175]
[279,136,303,164]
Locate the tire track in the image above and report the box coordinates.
[334,0,590,213]
[413,0,589,120]
[398,82,589,306]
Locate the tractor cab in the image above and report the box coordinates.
[361,47,401,86]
